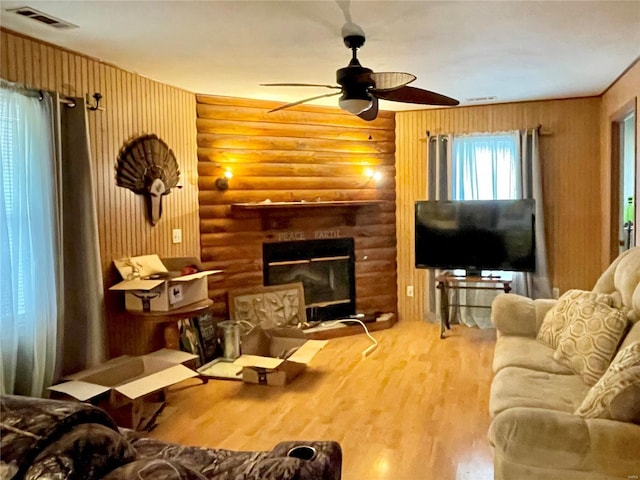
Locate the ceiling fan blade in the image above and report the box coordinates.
[376,86,459,106]
[357,96,378,121]
[261,83,341,90]
[268,91,342,113]
[370,72,416,91]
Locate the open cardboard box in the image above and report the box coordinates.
[233,327,327,386]
[48,349,199,429]
[109,255,221,312]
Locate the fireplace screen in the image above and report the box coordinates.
[263,238,356,321]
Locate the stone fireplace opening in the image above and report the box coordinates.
[263,238,356,322]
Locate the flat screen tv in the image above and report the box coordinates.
[415,199,536,276]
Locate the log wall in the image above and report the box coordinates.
[196,95,398,320]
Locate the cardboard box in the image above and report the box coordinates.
[109,255,221,312]
[233,327,327,386]
[48,349,199,429]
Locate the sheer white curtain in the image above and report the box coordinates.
[0,85,59,396]
[450,132,521,328]
[453,133,520,200]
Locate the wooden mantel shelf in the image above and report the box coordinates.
[231,200,382,212]
[231,200,382,230]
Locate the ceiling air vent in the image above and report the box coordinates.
[6,6,78,29]
[465,96,497,103]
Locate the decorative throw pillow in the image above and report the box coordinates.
[553,296,629,385]
[537,290,615,349]
[575,342,640,423]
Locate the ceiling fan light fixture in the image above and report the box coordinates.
[339,97,372,115]
[339,91,373,115]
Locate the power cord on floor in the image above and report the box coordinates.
[321,318,378,357]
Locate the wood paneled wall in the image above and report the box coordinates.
[196,95,398,320]
[600,59,640,268]
[395,98,602,322]
[1,28,199,355]
[1,28,200,276]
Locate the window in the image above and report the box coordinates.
[452,133,520,201]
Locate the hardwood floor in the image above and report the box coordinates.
[149,320,496,480]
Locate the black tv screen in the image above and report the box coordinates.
[415,199,536,275]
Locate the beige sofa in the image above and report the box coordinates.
[488,246,640,480]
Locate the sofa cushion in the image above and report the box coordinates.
[619,319,640,351]
[103,459,207,480]
[24,423,136,480]
[553,297,629,385]
[0,395,120,479]
[536,290,615,349]
[593,245,640,310]
[489,407,640,478]
[492,336,573,374]
[489,366,590,418]
[574,342,640,423]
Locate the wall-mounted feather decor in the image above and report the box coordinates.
[115,134,180,225]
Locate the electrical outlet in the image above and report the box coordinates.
[172,228,182,244]
[406,285,414,297]
[552,287,560,299]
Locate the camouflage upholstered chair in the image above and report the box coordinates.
[0,395,342,480]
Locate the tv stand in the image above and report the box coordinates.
[435,273,511,339]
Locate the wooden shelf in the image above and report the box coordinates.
[124,298,214,324]
[116,299,214,355]
[231,200,381,212]
[231,200,382,230]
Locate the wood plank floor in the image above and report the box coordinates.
[149,320,496,480]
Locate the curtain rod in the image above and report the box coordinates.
[0,79,103,110]
[423,124,552,139]
[37,91,77,108]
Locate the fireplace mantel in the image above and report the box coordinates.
[231,200,382,230]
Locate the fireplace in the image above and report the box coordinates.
[263,238,356,321]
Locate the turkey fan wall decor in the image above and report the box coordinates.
[115,134,180,226]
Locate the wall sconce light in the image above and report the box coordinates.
[215,169,233,191]
[365,168,382,183]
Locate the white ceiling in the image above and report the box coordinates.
[1,0,639,111]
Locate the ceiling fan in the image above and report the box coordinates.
[262,22,459,121]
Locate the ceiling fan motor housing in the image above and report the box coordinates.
[337,63,374,92]
[343,34,365,50]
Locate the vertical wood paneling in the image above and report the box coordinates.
[1,28,199,356]
[396,98,602,322]
[395,112,428,322]
[195,95,398,320]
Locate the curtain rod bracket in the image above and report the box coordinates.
[86,92,104,111]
